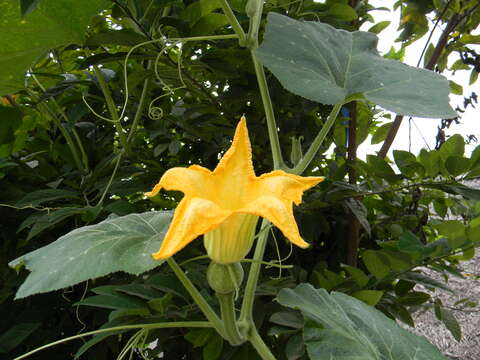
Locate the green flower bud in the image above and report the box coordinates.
[207,262,244,295]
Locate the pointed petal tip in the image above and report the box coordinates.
[145,182,162,197]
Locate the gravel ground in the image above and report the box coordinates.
[406,254,480,360]
[403,179,480,360]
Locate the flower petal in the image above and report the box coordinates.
[256,170,324,205]
[152,197,231,260]
[239,195,309,248]
[146,165,213,198]
[213,116,255,179]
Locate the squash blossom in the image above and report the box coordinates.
[146,117,324,264]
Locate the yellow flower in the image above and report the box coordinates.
[146,117,323,264]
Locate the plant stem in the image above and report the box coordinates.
[217,292,244,345]
[13,321,211,360]
[248,327,277,360]
[219,0,247,46]
[127,62,151,144]
[167,258,226,337]
[239,219,269,327]
[97,151,123,205]
[246,0,264,47]
[93,65,129,149]
[251,53,284,170]
[293,103,342,175]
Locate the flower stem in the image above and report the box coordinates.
[219,0,247,46]
[292,103,343,175]
[217,292,244,345]
[248,327,277,360]
[13,321,211,360]
[167,258,226,337]
[251,53,284,170]
[239,219,269,327]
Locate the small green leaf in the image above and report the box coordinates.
[285,334,305,360]
[342,265,369,288]
[269,311,304,329]
[76,294,147,310]
[203,332,223,360]
[362,250,390,279]
[393,150,424,178]
[326,3,357,21]
[371,122,392,145]
[398,231,425,255]
[256,13,456,118]
[441,309,462,341]
[9,211,172,298]
[439,134,465,158]
[344,198,371,236]
[445,156,470,176]
[352,290,384,306]
[368,21,391,34]
[448,80,463,95]
[15,188,79,207]
[191,13,230,35]
[434,220,467,249]
[418,149,442,177]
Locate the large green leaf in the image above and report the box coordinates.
[256,13,456,118]
[277,284,446,360]
[9,211,172,299]
[0,0,109,95]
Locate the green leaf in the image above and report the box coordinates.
[439,134,465,158]
[445,156,470,176]
[191,13,230,36]
[393,150,424,178]
[398,231,425,255]
[441,309,462,341]
[76,294,148,310]
[448,80,463,95]
[426,183,480,201]
[326,3,357,21]
[352,290,384,306]
[269,311,304,329]
[203,333,223,360]
[368,21,391,34]
[371,122,392,145]
[15,188,79,207]
[362,250,390,279]
[344,198,371,236]
[285,334,305,360]
[256,13,456,118]
[9,211,172,298]
[0,0,109,95]
[434,220,467,249]
[418,149,442,177]
[0,323,40,353]
[342,264,369,288]
[277,284,447,360]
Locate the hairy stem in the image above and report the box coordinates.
[251,53,284,169]
[220,0,247,45]
[217,292,244,345]
[93,65,129,149]
[167,258,226,337]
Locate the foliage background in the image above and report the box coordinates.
[1,0,480,359]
